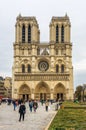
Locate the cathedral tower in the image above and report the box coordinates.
[12,14,74,100]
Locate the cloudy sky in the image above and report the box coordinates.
[0,0,86,90]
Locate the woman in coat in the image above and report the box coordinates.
[19,102,26,121]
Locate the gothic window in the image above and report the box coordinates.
[61,25,64,43]
[61,48,64,55]
[28,25,31,43]
[28,64,31,73]
[56,25,59,43]
[56,65,59,73]
[61,64,64,73]
[22,25,25,43]
[22,64,25,73]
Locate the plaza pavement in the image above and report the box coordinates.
[0,102,56,130]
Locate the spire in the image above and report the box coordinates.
[18,13,21,17]
[65,13,68,17]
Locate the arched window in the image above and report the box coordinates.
[28,25,31,43]
[61,64,64,73]
[28,64,31,73]
[56,25,59,43]
[61,25,64,43]
[56,65,59,73]
[22,64,25,73]
[22,25,25,43]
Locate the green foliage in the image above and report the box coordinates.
[75,85,83,101]
[48,102,86,130]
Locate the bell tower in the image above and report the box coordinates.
[12,14,40,99]
[50,14,71,43]
[12,14,74,100]
[15,14,40,44]
[49,14,74,99]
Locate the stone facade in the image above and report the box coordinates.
[4,77,12,98]
[0,77,6,98]
[12,14,74,100]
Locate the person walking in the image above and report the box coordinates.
[29,100,33,112]
[19,101,26,121]
[45,100,49,111]
[33,100,38,112]
[12,99,16,111]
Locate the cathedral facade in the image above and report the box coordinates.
[12,14,74,101]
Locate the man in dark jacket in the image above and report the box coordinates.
[19,102,26,121]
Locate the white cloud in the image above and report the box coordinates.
[74,59,86,72]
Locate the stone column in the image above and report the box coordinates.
[15,45,19,56]
[19,24,22,43]
[32,44,36,55]
[31,88,35,99]
[50,93,54,100]
[50,24,55,42]
[32,24,36,42]
[68,24,70,42]
[51,56,55,72]
[50,44,55,55]
[65,24,67,42]
[66,24,70,43]
[15,23,20,43]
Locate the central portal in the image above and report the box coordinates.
[54,83,66,101]
[40,93,46,100]
[35,82,50,100]
[22,94,29,101]
[57,93,63,100]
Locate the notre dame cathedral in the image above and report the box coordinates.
[12,14,74,101]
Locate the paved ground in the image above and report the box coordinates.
[0,102,56,130]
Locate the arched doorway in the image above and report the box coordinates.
[35,82,50,100]
[19,84,31,101]
[54,83,66,101]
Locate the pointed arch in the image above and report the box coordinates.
[18,84,31,100]
[61,64,64,73]
[28,25,31,43]
[56,64,59,73]
[56,25,59,43]
[35,82,50,100]
[19,84,31,94]
[22,64,25,73]
[22,24,25,43]
[27,64,31,73]
[54,83,65,93]
[54,83,66,100]
[61,25,64,43]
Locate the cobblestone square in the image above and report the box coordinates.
[0,102,56,130]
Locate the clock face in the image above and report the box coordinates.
[38,61,49,71]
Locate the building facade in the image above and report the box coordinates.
[0,76,6,98]
[4,77,12,98]
[12,14,74,101]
